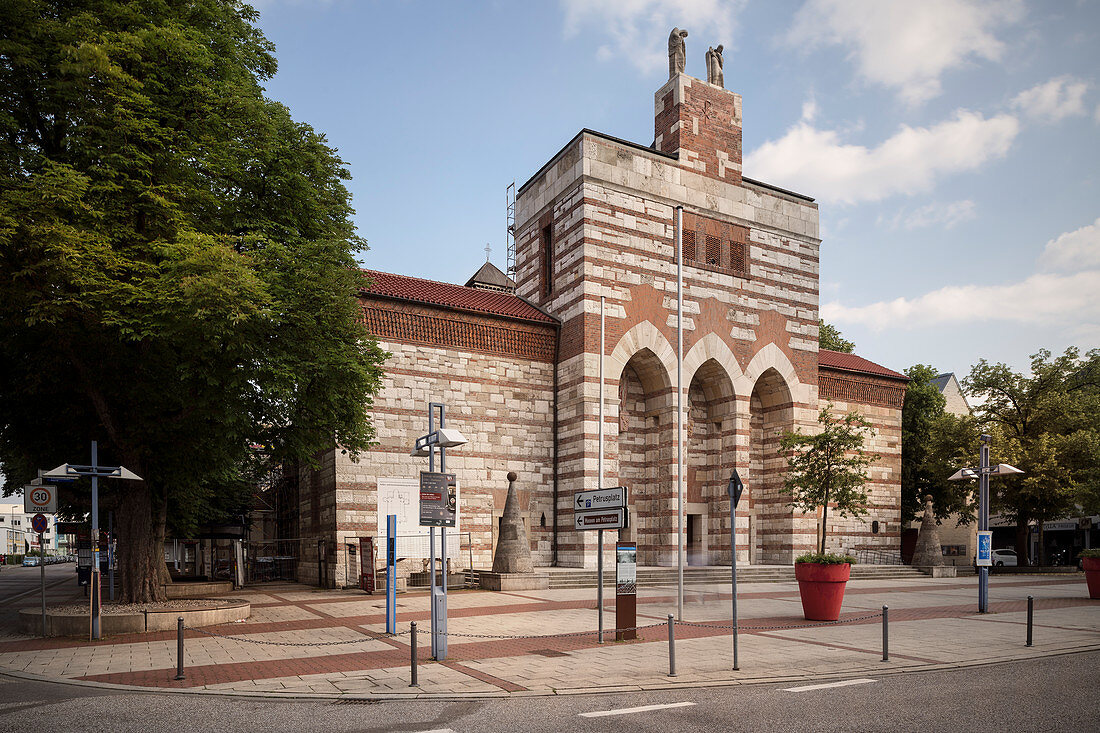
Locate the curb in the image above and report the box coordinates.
[3,643,1100,701]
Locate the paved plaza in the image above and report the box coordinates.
[1,574,1097,698]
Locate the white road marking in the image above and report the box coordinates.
[784,678,877,692]
[580,702,697,718]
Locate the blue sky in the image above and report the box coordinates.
[251,0,1100,378]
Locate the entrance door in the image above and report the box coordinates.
[687,514,703,566]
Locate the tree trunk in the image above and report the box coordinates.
[1014,519,1030,567]
[116,482,167,603]
[820,504,829,555]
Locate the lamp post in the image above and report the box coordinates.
[411,403,467,661]
[948,433,1023,613]
[41,440,142,640]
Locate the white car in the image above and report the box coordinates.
[991,548,1018,567]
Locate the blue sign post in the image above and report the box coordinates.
[385,514,397,634]
[976,531,992,567]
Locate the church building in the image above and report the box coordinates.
[292,50,908,585]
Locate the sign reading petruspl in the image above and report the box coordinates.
[574,508,626,531]
[574,487,626,512]
[24,484,57,514]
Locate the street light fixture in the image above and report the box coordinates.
[411,403,467,661]
[948,434,1023,613]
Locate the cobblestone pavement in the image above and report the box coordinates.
[1,574,1096,698]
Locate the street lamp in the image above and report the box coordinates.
[948,433,1023,613]
[410,403,467,661]
[41,441,143,639]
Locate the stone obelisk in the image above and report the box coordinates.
[912,494,955,577]
[492,472,533,574]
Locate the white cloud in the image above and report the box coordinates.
[1012,77,1089,123]
[824,218,1100,332]
[745,110,1018,204]
[822,271,1100,331]
[882,200,977,230]
[561,0,746,76]
[787,0,1024,105]
[1040,217,1100,271]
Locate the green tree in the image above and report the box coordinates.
[965,348,1100,564]
[779,404,876,555]
[818,320,855,353]
[0,0,386,601]
[901,365,979,525]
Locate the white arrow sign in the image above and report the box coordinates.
[574,487,626,512]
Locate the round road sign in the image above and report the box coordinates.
[31,513,48,534]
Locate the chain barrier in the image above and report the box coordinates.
[182,612,880,648]
[182,624,402,647]
[677,611,884,632]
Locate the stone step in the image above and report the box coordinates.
[544,565,928,589]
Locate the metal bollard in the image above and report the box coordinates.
[1026,596,1033,647]
[410,622,419,687]
[667,614,677,677]
[174,617,186,681]
[881,606,889,662]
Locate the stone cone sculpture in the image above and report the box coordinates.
[491,472,534,574]
[911,494,945,567]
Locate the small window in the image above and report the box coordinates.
[705,235,721,266]
[541,224,553,297]
[682,230,696,262]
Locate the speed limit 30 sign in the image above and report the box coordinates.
[24,484,58,514]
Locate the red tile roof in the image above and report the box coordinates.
[818,349,908,381]
[359,270,556,324]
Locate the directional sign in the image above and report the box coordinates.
[575,508,626,531]
[31,513,49,534]
[574,487,626,512]
[24,485,57,514]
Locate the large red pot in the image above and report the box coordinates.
[795,562,852,621]
[1084,557,1100,599]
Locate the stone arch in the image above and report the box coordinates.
[615,345,674,566]
[685,357,738,566]
[748,366,796,564]
[607,320,676,391]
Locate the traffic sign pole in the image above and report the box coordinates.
[40,531,46,636]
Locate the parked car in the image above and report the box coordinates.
[991,548,1018,567]
[22,556,39,567]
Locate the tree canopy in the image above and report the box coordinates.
[0,0,386,600]
[965,348,1100,563]
[780,404,875,555]
[900,365,979,525]
[819,320,854,353]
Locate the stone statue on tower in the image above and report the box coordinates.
[706,44,724,88]
[668,27,688,79]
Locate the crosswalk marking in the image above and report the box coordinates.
[784,678,877,692]
[580,702,697,718]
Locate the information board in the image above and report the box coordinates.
[419,471,457,528]
[976,531,992,567]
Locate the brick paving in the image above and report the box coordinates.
[0,574,1096,698]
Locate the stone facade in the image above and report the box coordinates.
[290,70,908,584]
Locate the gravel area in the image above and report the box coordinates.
[45,599,247,615]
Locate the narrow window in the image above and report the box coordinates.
[541,224,553,297]
[705,234,722,266]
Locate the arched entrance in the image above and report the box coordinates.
[749,367,795,564]
[616,348,674,566]
[685,359,737,565]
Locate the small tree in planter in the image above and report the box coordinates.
[779,404,876,620]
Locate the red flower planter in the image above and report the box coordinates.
[795,562,852,621]
[1084,557,1100,600]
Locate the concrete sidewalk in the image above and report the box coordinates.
[1,574,1097,698]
